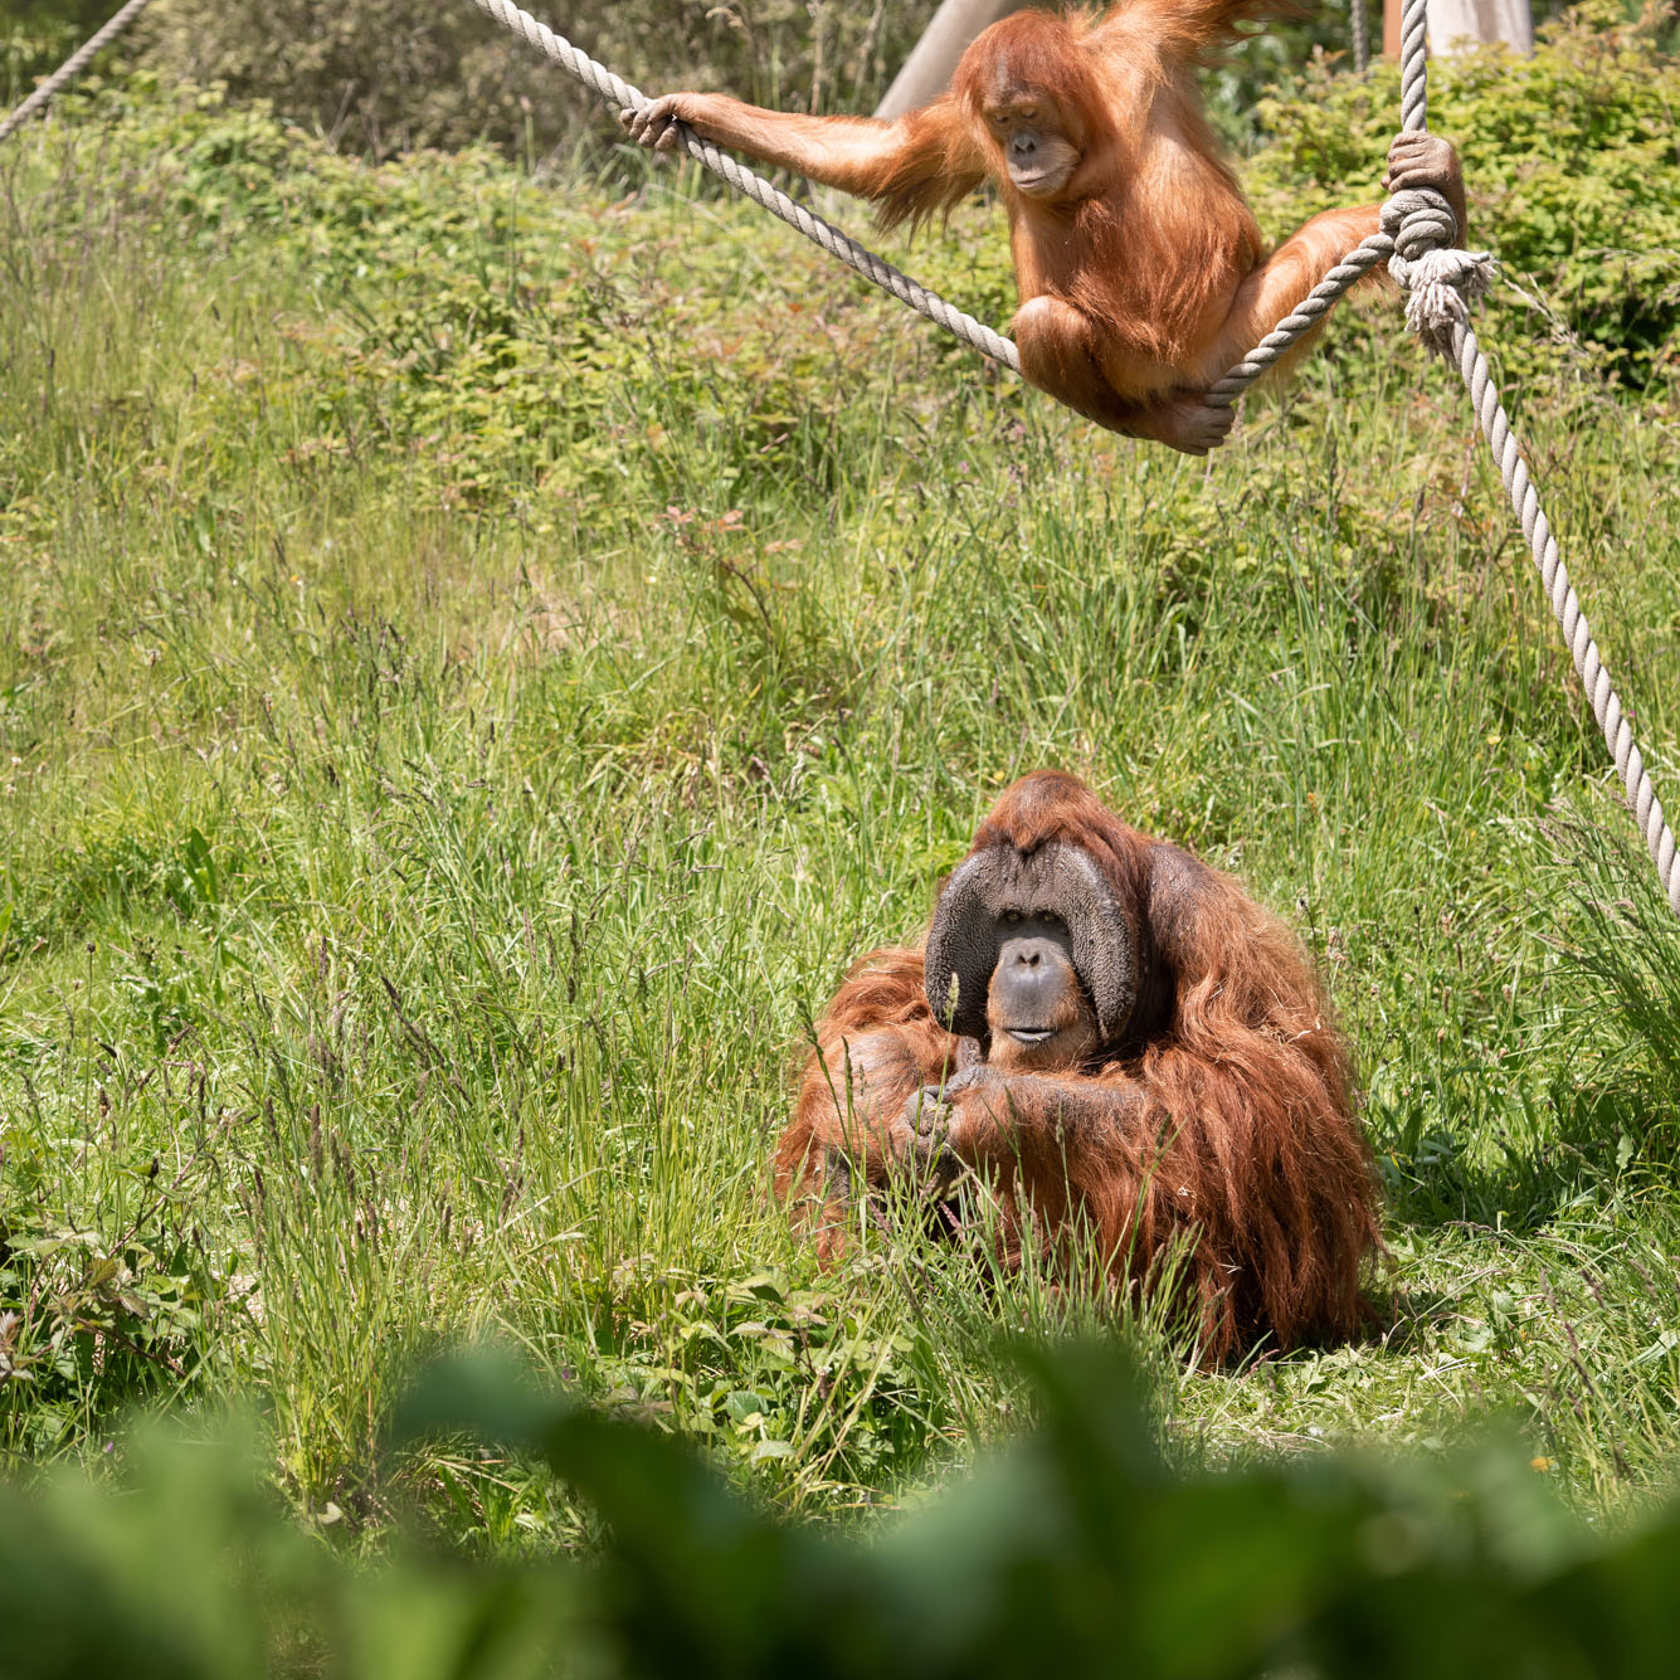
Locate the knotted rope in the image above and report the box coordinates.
[12,0,1671,914]
[0,0,154,145]
[464,0,1676,915]
[1381,0,1678,916]
[1203,0,1481,404]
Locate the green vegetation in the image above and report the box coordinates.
[1247,0,1680,388]
[132,0,945,159]
[2,0,1679,1606]
[12,1342,1680,1679]
[1,0,107,99]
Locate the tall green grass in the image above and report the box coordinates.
[1,64,1678,1543]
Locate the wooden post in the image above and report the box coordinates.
[874,0,1022,120]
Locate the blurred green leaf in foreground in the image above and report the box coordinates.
[5,1341,1680,1679]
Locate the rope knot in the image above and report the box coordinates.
[1381,183,1456,263]
[1382,183,1493,360]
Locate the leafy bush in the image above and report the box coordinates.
[1,2,83,100]
[7,83,1004,516]
[138,0,942,158]
[129,0,1383,159]
[1245,1,1680,388]
[0,1201,224,1457]
[126,0,1405,162]
[8,1343,1680,1679]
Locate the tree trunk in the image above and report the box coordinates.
[874,0,1022,120]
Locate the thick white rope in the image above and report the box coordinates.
[1384,0,1679,915]
[17,0,1669,913]
[467,0,1676,914]
[1203,233,1391,405]
[0,0,155,145]
[1202,0,1470,404]
[1451,315,1680,912]
[1211,0,1676,913]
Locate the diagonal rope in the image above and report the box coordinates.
[465,0,1018,371]
[23,0,1665,914]
[0,0,155,145]
[1380,0,1680,916]
[467,0,1676,915]
[1202,233,1391,406]
[1451,315,1679,912]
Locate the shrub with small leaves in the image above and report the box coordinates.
[1245,1,1680,390]
[138,0,943,158]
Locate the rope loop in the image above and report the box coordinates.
[1381,184,1457,267]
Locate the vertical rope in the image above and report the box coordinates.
[1398,0,1430,133]
[1451,322,1680,913]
